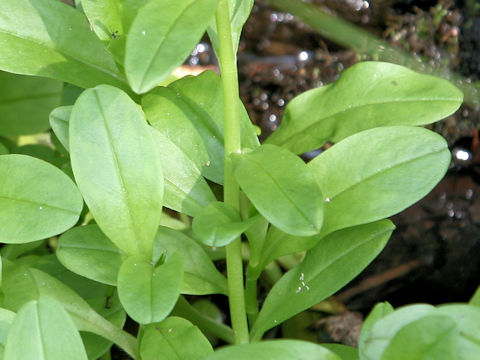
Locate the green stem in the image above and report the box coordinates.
[215,0,249,344]
[245,266,259,325]
[173,296,235,344]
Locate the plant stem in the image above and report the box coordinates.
[215,0,249,344]
[245,266,259,325]
[173,296,235,344]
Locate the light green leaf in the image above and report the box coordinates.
[359,302,394,353]
[154,226,228,295]
[266,61,463,154]
[192,202,257,247]
[233,144,323,236]
[251,220,394,340]
[0,154,83,243]
[309,126,450,236]
[150,127,215,217]
[2,265,138,358]
[125,0,218,93]
[140,317,213,360]
[380,315,458,360]
[0,71,62,136]
[204,340,341,360]
[57,225,126,286]
[0,308,15,358]
[82,0,123,41]
[4,297,87,360]
[117,254,183,324]
[207,0,254,54]
[0,0,127,90]
[360,304,436,360]
[49,106,72,151]
[70,85,163,257]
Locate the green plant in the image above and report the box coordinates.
[0,0,476,359]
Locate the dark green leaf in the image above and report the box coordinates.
[233,144,323,236]
[192,202,257,247]
[154,226,228,295]
[0,154,83,243]
[0,143,8,155]
[204,340,341,360]
[4,297,88,360]
[117,254,183,324]
[15,145,65,168]
[70,85,163,257]
[140,317,213,360]
[267,62,463,154]
[320,344,359,360]
[0,71,62,135]
[251,220,394,340]
[57,225,126,286]
[125,0,218,93]
[0,0,127,90]
[150,127,216,217]
[309,126,450,236]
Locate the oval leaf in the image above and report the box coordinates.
[154,226,228,295]
[4,297,87,360]
[192,202,257,247]
[266,61,463,154]
[117,253,183,324]
[233,144,323,236]
[0,71,62,136]
[150,127,215,217]
[0,0,127,90]
[125,0,218,93]
[0,308,15,358]
[82,0,124,41]
[70,85,163,257]
[49,106,72,151]
[204,340,341,360]
[309,126,450,236]
[141,317,213,360]
[57,225,126,286]
[0,154,83,243]
[251,220,394,340]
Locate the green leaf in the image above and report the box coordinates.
[436,304,480,359]
[70,85,163,257]
[49,106,72,151]
[4,297,88,360]
[0,154,83,243]
[192,202,257,247]
[150,127,215,217]
[0,71,62,136]
[204,340,341,360]
[2,265,138,358]
[125,0,219,93]
[360,304,436,360]
[380,315,458,360]
[82,0,123,41]
[251,220,394,340]
[154,226,228,295]
[0,308,15,358]
[117,253,183,324]
[469,286,480,307]
[233,144,323,236]
[309,126,450,236]
[0,143,8,155]
[57,225,126,286]
[0,0,127,90]
[359,302,394,353]
[266,61,463,154]
[15,145,65,168]
[320,344,359,360]
[207,0,254,54]
[140,317,213,360]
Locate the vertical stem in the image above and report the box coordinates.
[215,0,249,344]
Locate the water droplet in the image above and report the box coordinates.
[325,198,331,203]
[306,285,310,291]
[299,273,305,281]
[133,263,137,267]
[168,328,173,333]
[205,161,211,167]
[296,286,302,294]
[23,273,28,276]
[211,246,217,251]
[141,30,146,36]
[39,206,43,210]
[268,114,277,123]
[236,149,242,154]
[273,320,278,324]
[298,51,310,62]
